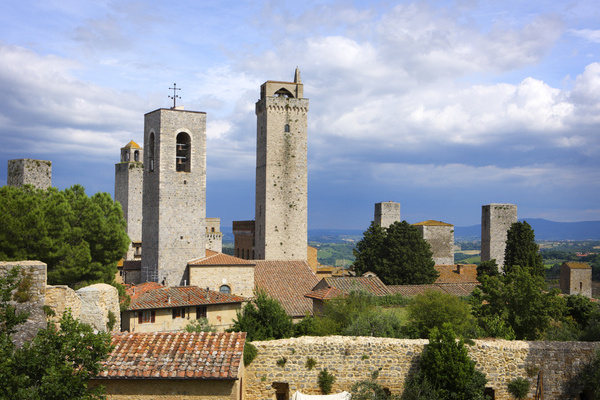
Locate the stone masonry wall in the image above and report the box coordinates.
[245,336,598,400]
[415,224,454,265]
[481,204,517,269]
[114,161,144,261]
[374,202,401,229]
[7,158,52,189]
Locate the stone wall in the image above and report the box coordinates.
[7,158,52,189]
[245,336,598,400]
[374,202,401,229]
[76,283,121,332]
[189,265,255,298]
[413,221,454,265]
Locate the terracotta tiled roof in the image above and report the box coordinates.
[388,283,478,297]
[563,261,591,269]
[318,276,393,296]
[127,282,164,301]
[189,250,255,266]
[254,260,319,318]
[127,286,247,311]
[435,264,478,284]
[305,286,344,300]
[97,331,245,380]
[413,220,453,226]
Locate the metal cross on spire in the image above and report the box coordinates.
[169,83,181,108]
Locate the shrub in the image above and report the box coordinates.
[507,377,530,399]
[184,318,216,333]
[318,368,336,394]
[306,357,317,370]
[243,342,257,366]
[276,357,287,367]
[106,310,117,331]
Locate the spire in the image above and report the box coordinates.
[294,67,301,83]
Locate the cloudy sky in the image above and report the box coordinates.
[0,0,599,230]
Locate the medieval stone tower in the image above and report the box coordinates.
[7,159,52,189]
[481,203,517,269]
[114,140,144,261]
[374,201,401,228]
[254,68,309,260]
[141,108,207,286]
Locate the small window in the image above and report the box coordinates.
[138,310,155,324]
[176,132,191,172]
[134,150,139,162]
[196,306,207,319]
[284,124,290,132]
[172,307,186,319]
[220,285,231,294]
[124,151,130,162]
[149,133,155,172]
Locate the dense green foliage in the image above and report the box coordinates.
[507,377,530,399]
[416,325,488,400]
[229,289,294,341]
[243,342,258,366]
[504,221,545,277]
[0,267,113,399]
[318,368,336,394]
[406,291,476,339]
[353,221,439,285]
[184,317,216,332]
[0,185,129,285]
[477,259,500,278]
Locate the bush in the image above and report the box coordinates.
[507,377,530,399]
[243,342,257,366]
[184,318,216,333]
[318,368,336,394]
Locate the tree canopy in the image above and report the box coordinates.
[503,221,545,277]
[0,185,129,285]
[353,221,439,285]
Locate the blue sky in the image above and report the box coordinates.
[0,0,599,229]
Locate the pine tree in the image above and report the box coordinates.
[503,221,545,277]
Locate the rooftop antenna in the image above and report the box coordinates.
[169,83,181,108]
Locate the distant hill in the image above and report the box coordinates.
[221,219,600,244]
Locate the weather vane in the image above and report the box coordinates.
[169,83,181,108]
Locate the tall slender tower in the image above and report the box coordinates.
[374,201,401,228]
[141,108,207,286]
[481,203,517,269]
[114,141,144,261]
[254,68,309,260]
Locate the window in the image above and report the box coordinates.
[196,306,207,319]
[220,285,231,294]
[176,132,191,172]
[138,310,155,324]
[134,150,139,162]
[284,124,290,132]
[172,307,186,319]
[149,133,155,172]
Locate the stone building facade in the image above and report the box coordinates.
[141,108,207,286]
[114,140,144,261]
[233,220,255,260]
[254,68,309,261]
[560,261,592,298]
[7,158,52,189]
[481,203,517,269]
[246,336,598,400]
[188,250,255,298]
[413,220,454,265]
[374,201,401,228]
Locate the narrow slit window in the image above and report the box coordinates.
[149,133,155,172]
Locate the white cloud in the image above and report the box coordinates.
[569,28,600,43]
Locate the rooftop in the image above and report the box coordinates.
[127,285,247,311]
[189,250,255,266]
[413,220,453,226]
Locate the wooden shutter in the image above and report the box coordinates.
[151,310,155,323]
[138,312,142,324]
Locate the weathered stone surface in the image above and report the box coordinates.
[481,203,517,269]
[7,158,52,189]
[76,283,121,332]
[45,285,82,320]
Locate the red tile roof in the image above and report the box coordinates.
[315,276,392,297]
[254,260,319,318]
[189,250,255,266]
[388,283,478,297]
[96,331,245,380]
[304,286,344,300]
[434,264,478,284]
[127,282,165,302]
[127,286,247,311]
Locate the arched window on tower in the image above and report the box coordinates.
[149,133,155,172]
[134,150,139,162]
[176,132,191,172]
[284,124,290,132]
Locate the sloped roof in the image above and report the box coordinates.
[96,331,245,380]
[122,260,141,271]
[563,261,591,269]
[318,276,392,297]
[189,250,255,266]
[123,140,141,149]
[254,260,319,318]
[127,282,164,302]
[435,264,478,284]
[387,283,478,297]
[305,286,344,301]
[127,286,247,311]
[413,220,453,226]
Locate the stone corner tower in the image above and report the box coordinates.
[115,140,144,261]
[254,68,309,261]
[7,158,52,189]
[374,201,401,228]
[141,108,207,286]
[481,203,517,269]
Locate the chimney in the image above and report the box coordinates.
[167,295,171,305]
[206,287,210,299]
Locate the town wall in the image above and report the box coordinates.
[481,204,517,269]
[245,336,598,400]
[374,201,401,229]
[7,158,52,189]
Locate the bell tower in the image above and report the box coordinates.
[141,108,207,286]
[254,68,309,260]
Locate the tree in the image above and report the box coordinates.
[0,185,129,285]
[406,290,476,339]
[503,221,545,277]
[417,324,488,400]
[354,221,439,285]
[0,267,113,399]
[228,289,294,341]
[477,259,499,278]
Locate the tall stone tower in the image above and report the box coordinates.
[254,68,309,260]
[115,140,144,261]
[481,203,517,269]
[374,201,401,228]
[7,159,52,189]
[141,108,207,286]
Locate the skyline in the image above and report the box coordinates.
[1,0,599,229]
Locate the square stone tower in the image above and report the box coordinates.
[481,203,517,269]
[413,220,454,265]
[115,140,144,261]
[141,108,207,286]
[374,201,401,228]
[254,68,309,261]
[560,262,592,298]
[7,159,52,189]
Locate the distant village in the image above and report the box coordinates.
[2,69,596,400]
